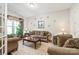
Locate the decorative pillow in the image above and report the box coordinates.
[64,38,79,49]
[44,32,48,36]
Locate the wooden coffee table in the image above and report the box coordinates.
[23,35,42,49]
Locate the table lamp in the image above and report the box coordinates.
[61,28,65,35]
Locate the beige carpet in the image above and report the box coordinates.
[12,40,53,55]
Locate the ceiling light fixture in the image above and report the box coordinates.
[27,3,37,8]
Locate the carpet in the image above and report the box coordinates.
[12,40,53,55]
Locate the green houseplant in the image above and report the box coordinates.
[7,34,14,38]
[16,24,23,38]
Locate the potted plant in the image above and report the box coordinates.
[7,34,14,38]
[16,24,23,38]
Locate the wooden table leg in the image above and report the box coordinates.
[23,40,24,45]
[39,39,41,45]
[34,42,37,49]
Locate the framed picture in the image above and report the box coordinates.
[38,21,45,29]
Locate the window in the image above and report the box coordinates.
[7,20,13,34]
[14,20,19,34]
[7,19,19,35]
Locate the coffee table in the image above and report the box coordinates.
[23,35,42,49]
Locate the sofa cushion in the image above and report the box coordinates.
[64,38,79,49]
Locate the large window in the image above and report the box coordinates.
[7,19,19,35]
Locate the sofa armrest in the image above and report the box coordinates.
[47,46,79,55]
[8,37,20,43]
[47,33,52,42]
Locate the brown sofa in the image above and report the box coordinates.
[29,31,52,42]
[0,37,19,54]
[48,38,79,55]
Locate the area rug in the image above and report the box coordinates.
[12,40,53,55]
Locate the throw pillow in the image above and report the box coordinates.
[64,38,79,49]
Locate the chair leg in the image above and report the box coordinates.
[8,52,12,55]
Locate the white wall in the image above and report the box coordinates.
[70,4,79,38]
[24,9,70,36]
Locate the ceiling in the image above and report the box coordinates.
[0,3,6,13]
[8,3,73,18]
